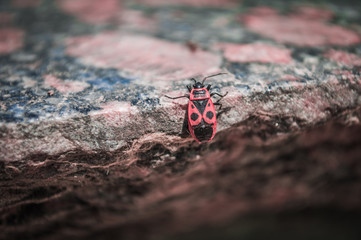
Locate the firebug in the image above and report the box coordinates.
[165,73,228,143]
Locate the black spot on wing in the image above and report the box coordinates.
[191,113,199,121]
[206,111,214,119]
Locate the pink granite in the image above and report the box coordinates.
[325,49,361,66]
[242,6,361,46]
[0,28,24,54]
[215,42,293,64]
[65,32,222,81]
[135,0,238,8]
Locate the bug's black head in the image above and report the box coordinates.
[193,82,204,89]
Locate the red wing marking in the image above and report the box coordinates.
[202,99,217,125]
[188,101,202,126]
[188,98,217,143]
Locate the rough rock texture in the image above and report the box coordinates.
[1,0,361,239]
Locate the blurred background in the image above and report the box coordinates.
[1,0,361,239]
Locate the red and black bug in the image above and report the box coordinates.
[165,73,228,143]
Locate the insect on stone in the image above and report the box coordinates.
[165,73,228,143]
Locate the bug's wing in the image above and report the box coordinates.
[202,99,217,125]
[201,98,217,142]
[188,101,202,126]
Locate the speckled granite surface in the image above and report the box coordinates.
[1,0,361,161]
[1,0,361,239]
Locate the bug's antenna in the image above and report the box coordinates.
[190,78,197,84]
[201,72,227,85]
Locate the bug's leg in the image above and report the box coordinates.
[210,91,228,98]
[211,91,228,104]
[180,108,190,137]
[206,84,211,91]
[212,91,228,110]
[187,85,192,92]
[213,102,222,110]
[164,94,189,99]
